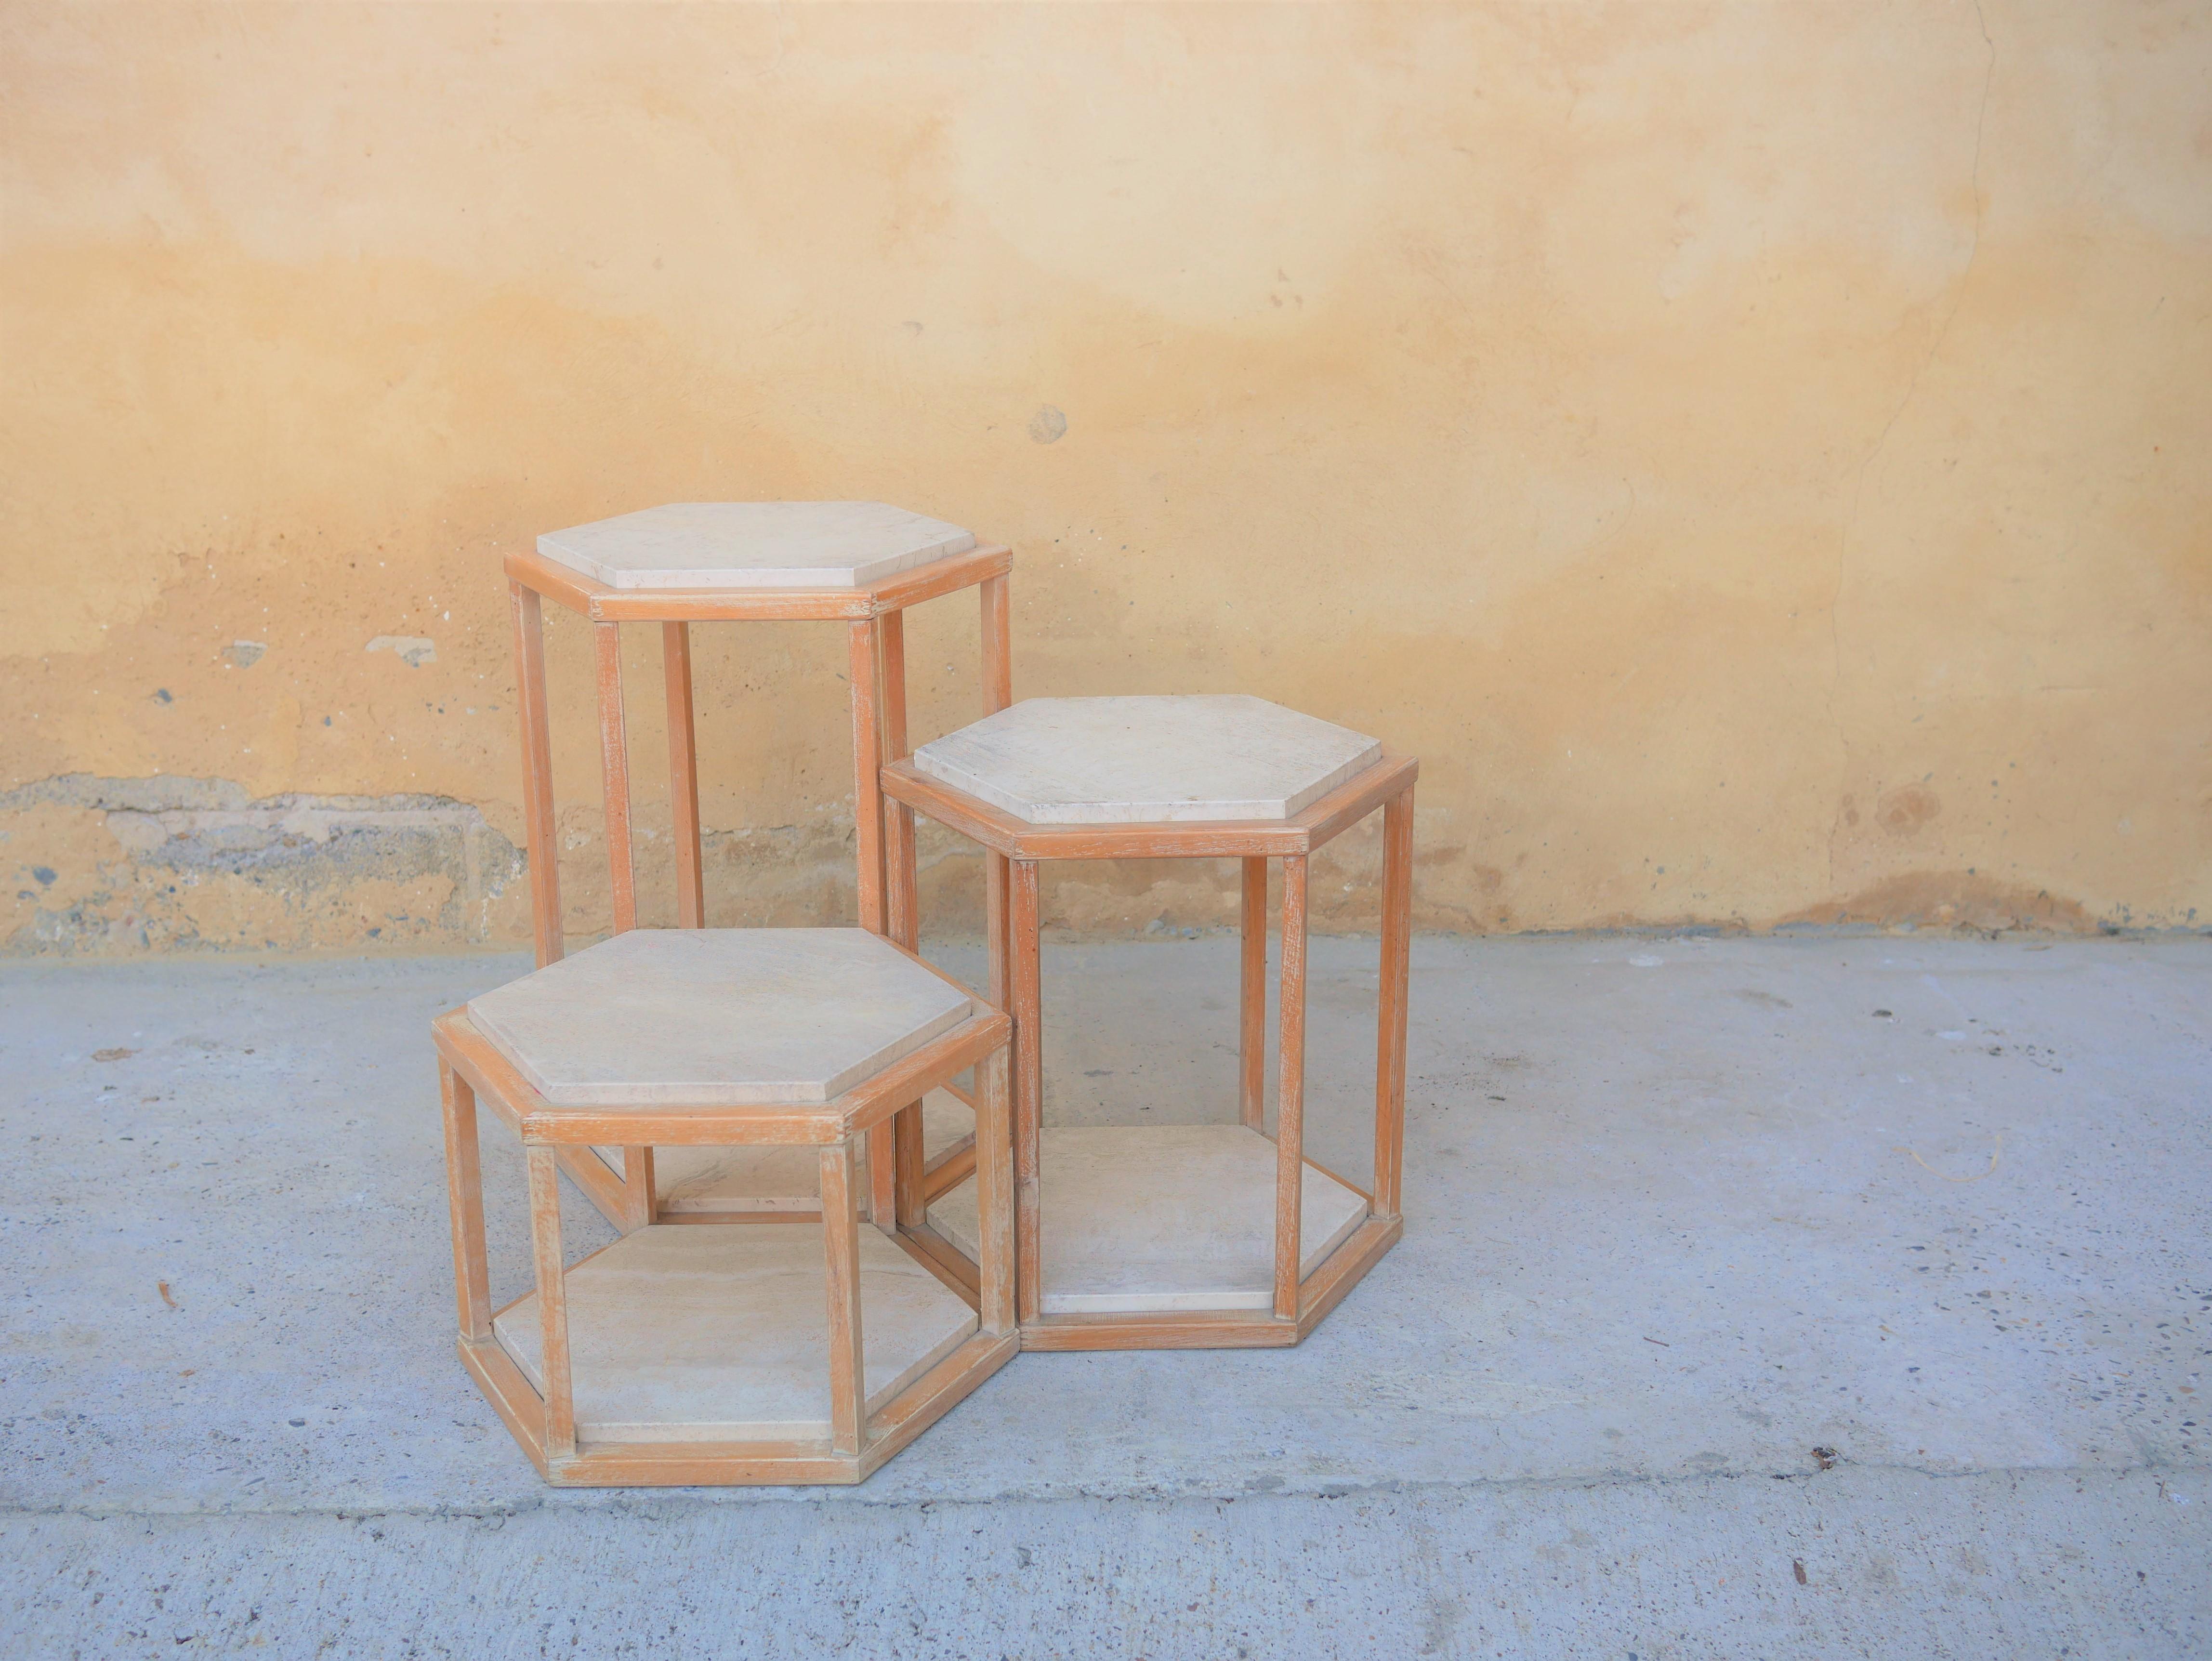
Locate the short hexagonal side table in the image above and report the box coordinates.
[508,501,1013,1236]
[881,695,1417,1350]
[432,928,1015,1485]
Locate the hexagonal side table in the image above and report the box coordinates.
[508,501,1014,1236]
[432,928,1016,1486]
[882,695,1417,1351]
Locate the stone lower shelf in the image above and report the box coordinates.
[492,1221,978,1445]
[591,1087,972,1214]
[925,1123,1369,1315]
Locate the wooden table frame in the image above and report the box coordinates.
[504,540,1013,1236]
[431,972,1017,1486]
[880,750,1418,1350]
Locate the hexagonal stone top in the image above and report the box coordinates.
[910,695,1383,824]
[536,501,975,590]
[468,928,977,1107]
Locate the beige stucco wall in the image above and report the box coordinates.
[3,1,2207,952]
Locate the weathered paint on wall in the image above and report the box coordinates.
[3,2,2208,952]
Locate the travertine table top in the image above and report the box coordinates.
[467,928,977,1107]
[909,695,1382,824]
[536,501,975,591]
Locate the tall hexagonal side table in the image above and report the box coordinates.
[508,502,1013,1235]
[432,928,1016,1485]
[882,695,1417,1350]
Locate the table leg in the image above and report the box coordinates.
[980,572,1013,1017]
[663,621,705,930]
[974,1042,1015,1337]
[848,619,886,935]
[510,582,563,966]
[526,1146,576,1462]
[1374,785,1414,1222]
[986,852,1010,1008]
[593,622,636,935]
[439,1064,490,1343]
[619,1145,656,1232]
[894,1114,925,1230]
[819,1143,867,1458]
[847,618,896,1225]
[1010,858,1044,1325]
[981,572,1012,713]
[881,610,916,947]
[1239,856,1268,1131]
[880,610,927,1226]
[1273,855,1309,1321]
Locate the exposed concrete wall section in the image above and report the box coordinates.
[0,775,523,952]
[3,3,2207,952]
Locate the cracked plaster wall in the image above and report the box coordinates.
[3,2,2208,954]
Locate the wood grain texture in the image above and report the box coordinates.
[869,545,1014,619]
[1010,859,1044,1326]
[818,1143,867,1457]
[510,581,564,966]
[974,1041,1015,1337]
[1273,854,1308,1321]
[895,1221,982,1302]
[867,1121,897,1232]
[618,1145,656,1233]
[878,608,925,1232]
[1290,1215,1403,1336]
[526,1146,576,1461]
[849,619,885,936]
[501,542,1011,625]
[1239,856,1268,1131]
[881,608,917,948]
[662,620,706,930]
[1375,784,1415,1221]
[981,572,1013,712]
[922,1134,976,1201]
[1016,1311,1301,1352]
[1299,752,1420,856]
[894,1105,926,1230]
[985,851,1010,1008]
[430,1005,1010,1149]
[439,1063,491,1343]
[592,621,636,936]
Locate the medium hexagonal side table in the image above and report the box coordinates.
[508,501,1013,1235]
[881,695,1417,1350]
[432,928,1016,1485]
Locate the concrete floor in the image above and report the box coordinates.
[2,933,2207,1657]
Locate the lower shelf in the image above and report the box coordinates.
[591,1087,972,1214]
[492,1222,977,1445]
[926,1123,1369,1315]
